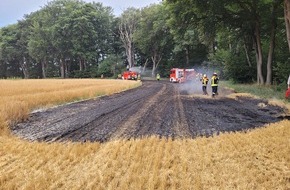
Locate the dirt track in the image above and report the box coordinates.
[12,80,287,143]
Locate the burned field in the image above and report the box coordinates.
[12,80,287,143]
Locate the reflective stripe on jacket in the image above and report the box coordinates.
[211,76,219,86]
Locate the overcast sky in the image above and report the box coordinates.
[0,0,161,27]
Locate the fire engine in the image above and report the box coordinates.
[122,71,138,80]
[169,68,196,83]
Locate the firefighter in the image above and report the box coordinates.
[211,72,219,98]
[201,74,209,95]
[117,74,122,79]
[156,73,160,81]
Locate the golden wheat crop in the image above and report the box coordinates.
[0,79,289,189]
[0,79,140,135]
[0,122,289,189]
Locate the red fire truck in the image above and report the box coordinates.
[169,68,196,83]
[122,71,138,80]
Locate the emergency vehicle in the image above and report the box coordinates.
[169,68,196,83]
[122,71,138,80]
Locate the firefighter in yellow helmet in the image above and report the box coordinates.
[200,74,209,95]
[156,73,160,81]
[211,72,219,98]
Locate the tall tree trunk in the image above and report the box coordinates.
[79,59,86,71]
[19,57,29,79]
[41,58,47,79]
[119,24,135,68]
[185,47,189,67]
[266,2,279,85]
[131,43,135,67]
[128,42,133,68]
[65,59,69,78]
[60,58,65,78]
[151,56,156,77]
[3,61,8,79]
[243,43,252,67]
[142,58,148,73]
[83,59,87,70]
[151,51,162,77]
[79,59,83,71]
[254,21,264,85]
[118,9,139,69]
[285,0,290,52]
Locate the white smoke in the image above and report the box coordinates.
[178,79,206,95]
[129,66,142,73]
[176,65,220,96]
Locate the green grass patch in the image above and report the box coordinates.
[220,81,287,101]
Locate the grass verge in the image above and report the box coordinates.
[220,81,286,100]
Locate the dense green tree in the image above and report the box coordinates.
[27,0,114,78]
[1,0,289,85]
[67,2,114,73]
[0,24,30,78]
[220,0,283,85]
[164,0,212,70]
[134,4,173,76]
[165,0,286,85]
[27,9,53,78]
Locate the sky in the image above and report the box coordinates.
[0,0,161,27]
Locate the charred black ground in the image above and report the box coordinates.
[12,80,286,143]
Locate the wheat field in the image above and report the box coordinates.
[0,79,140,135]
[0,79,289,189]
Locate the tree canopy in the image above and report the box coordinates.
[0,0,289,86]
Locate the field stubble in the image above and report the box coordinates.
[0,79,289,189]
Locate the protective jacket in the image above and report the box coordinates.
[156,74,160,80]
[201,77,209,86]
[211,75,219,86]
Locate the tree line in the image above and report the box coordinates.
[0,0,289,86]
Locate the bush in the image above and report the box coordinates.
[71,70,92,78]
[210,49,256,83]
[97,55,124,78]
[273,60,290,87]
